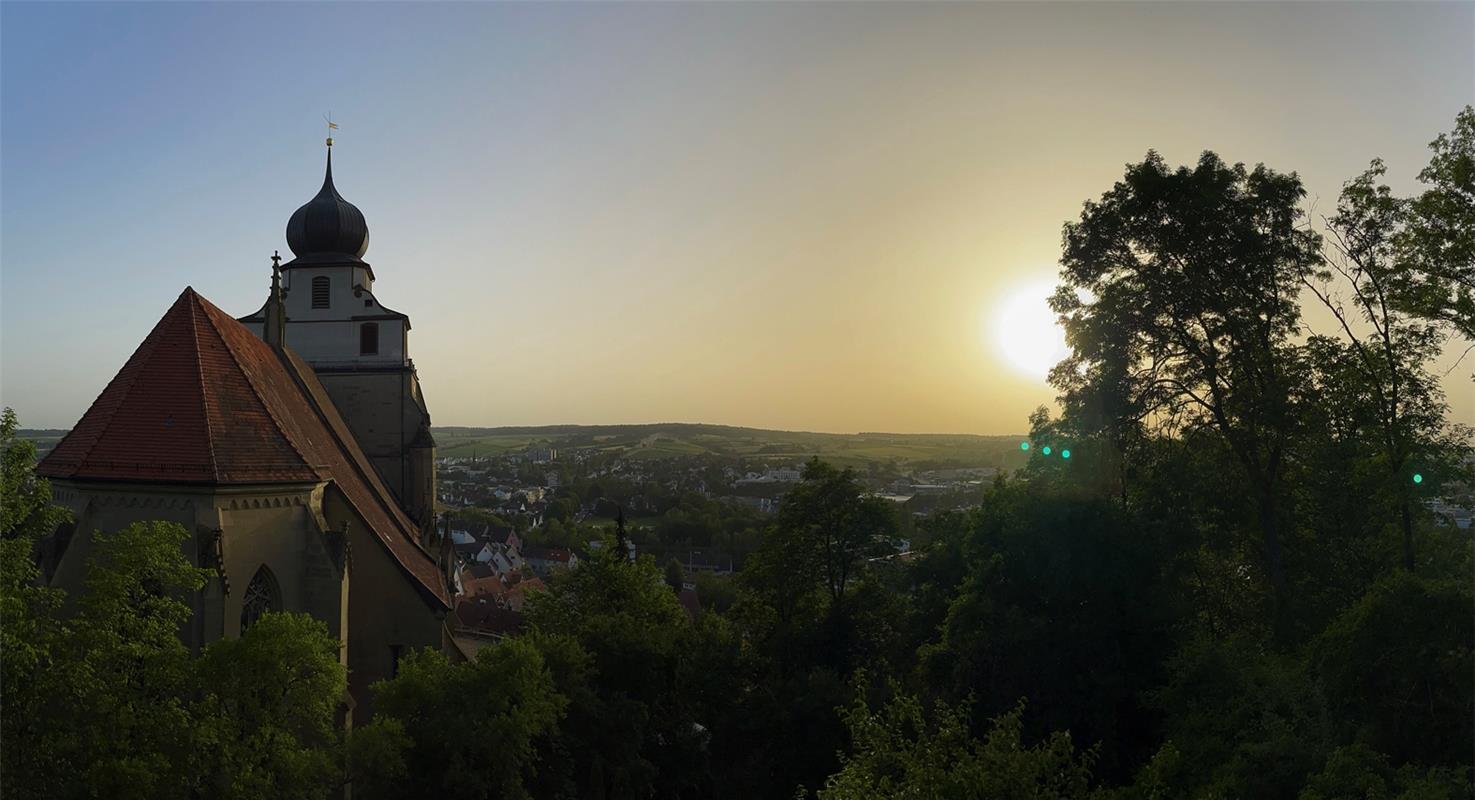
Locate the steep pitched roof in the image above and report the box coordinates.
[39,287,450,609]
[483,524,517,544]
[38,288,321,484]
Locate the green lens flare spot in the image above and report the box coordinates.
[1020,442,1030,451]
[1061,449,1071,459]
[1412,473,1423,484]
[1042,446,1052,456]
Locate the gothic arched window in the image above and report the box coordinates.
[311,276,331,309]
[240,564,281,633]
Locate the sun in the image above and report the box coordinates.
[988,281,1069,379]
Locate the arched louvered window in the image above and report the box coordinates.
[360,322,379,355]
[240,564,281,632]
[311,275,330,309]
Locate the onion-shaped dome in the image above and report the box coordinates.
[285,149,369,261]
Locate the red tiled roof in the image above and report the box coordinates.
[455,599,523,635]
[677,587,701,619]
[38,288,320,484]
[508,576,546,598]
[464,572,507,597]
[524,547,572,562]
[38,288,450,609]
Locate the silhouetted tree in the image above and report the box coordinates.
[1394,106,1475,342]
[1302,161,1453,570]
[1051,151,1322,628]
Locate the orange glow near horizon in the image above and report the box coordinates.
[0,2,1471,434]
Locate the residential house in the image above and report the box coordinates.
[524,546,579,577]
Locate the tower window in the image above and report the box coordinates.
[360,322,379,355]
[240,564,281,633]
[311,276,330,309]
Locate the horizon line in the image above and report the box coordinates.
[429,421,1030,439]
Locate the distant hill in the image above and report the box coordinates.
[433,423,1029,469]
[18,423,1031,470]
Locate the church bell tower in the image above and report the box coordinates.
[240,140,436,532]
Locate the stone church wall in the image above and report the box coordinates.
[216,486,345,650]
[325,487,445,723]
[317,368,434,524]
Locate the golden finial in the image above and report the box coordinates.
[325,112,338,148]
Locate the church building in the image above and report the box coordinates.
[36,141,456,719]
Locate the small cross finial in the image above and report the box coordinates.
[265,250,286,346]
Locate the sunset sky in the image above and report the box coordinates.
[2,1,1471,434]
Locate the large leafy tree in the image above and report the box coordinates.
[70,521,213,799]
[779,459,898,610]
[743,458,898,655]
[194,613,348,799]
[2,409,351,799]
[1051,152,1322,626]
[1309,572,1473,770]
[0,408,73,793]
[916,480,1175,782]
[1395,106,1475,342]
[818,684,1099,800]
[727,459,904,795]
[2,514,210,798]
[1301,161,1456,570]
[1139,635,1331,799]
[1299,744,1468,800]
[2,518,351,800]
[523,545,719,799]
[0,408,70,545]
[351,638,567,800]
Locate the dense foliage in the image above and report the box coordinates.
[2,407,350,799]
[3,107,1473,798]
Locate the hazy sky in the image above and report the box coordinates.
[2,1,1471,434]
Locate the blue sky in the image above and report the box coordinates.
[3,2,1471,432]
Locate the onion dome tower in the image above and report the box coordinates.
[238,136,436,535]
[285,148,371,266]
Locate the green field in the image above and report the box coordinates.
[433,432,547,458]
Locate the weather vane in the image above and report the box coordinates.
[324,112,339,147]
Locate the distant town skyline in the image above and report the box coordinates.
[3,1,1471,434]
